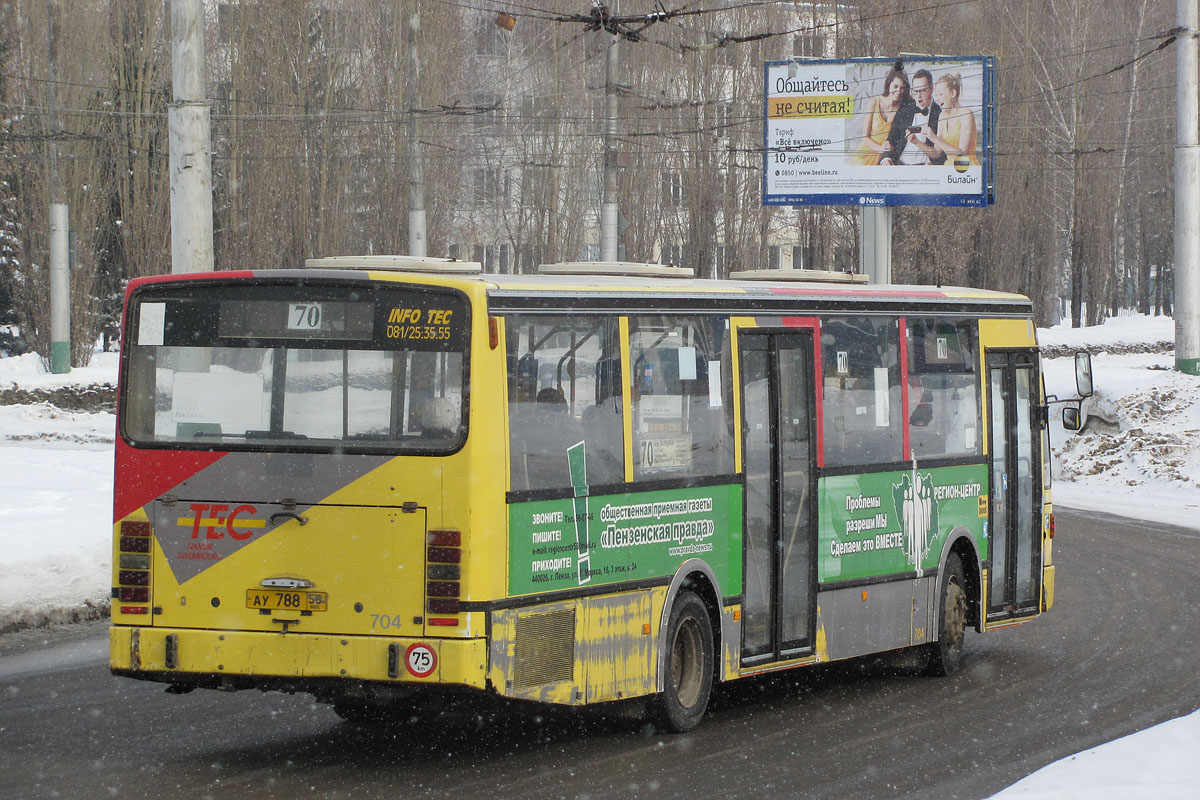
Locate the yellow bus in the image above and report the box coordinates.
[110,258,1082,731]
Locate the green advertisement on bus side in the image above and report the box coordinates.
[507,480,743,597]
[818,464,989,583]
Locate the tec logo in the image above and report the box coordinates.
[179,503,267,541]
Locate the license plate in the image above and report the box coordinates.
[245,589,328,612]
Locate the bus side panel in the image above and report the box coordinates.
[489,600,581,705]
[817,465,989,585]
[505,484,743,598]
[581,592,656,703]
[817,580,918,661]
[487,588,667,706]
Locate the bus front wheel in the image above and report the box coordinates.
[923,552,968,676]
[649,591,714,732]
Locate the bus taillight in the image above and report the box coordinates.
[426,529,461,623]
[115,520,152,615]
[1048,512,1056,539]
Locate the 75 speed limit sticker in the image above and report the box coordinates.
[405,643,437,678]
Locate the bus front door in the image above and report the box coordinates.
[985,350,1042,621]
[739,331,817,664]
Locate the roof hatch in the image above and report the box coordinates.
[727,268,869,284]
[304,256,482,273]
[537,261,695,278]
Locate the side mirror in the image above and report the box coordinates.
[1075,351,1093,398]
[1062,406,1082,432]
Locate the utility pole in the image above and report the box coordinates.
[1175,0,1200,373]
[600,1,620,262]
[47,0,69,373]
[546,24,561,267]
[169,0,214,273]
[406,5,427,257]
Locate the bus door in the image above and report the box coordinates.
[985,350,1042,620]
[739,331,817,664]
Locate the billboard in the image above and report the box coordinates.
[763,56,994,207]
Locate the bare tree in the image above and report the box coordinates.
[0,0,1183,352]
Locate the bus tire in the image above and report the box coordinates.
[649,591,714,733]
[923,552,968,677]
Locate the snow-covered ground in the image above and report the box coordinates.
[1,317,1198,797]
[0,352,118,631]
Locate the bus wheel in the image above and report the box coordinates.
[649,591,714,732]
[924,552,968,676]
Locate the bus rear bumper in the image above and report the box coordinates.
[109,625,488,692]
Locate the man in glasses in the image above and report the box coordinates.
[881,68,945,166]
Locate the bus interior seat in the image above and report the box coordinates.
[510,399,581,490]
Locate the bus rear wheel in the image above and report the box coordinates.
[649,591,714,733]
[923,552,968,676]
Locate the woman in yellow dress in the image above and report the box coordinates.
[921,72,979,167]
[851,68,908,166]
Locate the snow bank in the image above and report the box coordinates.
[992,708,1200,799]
[0,384,116,632]
[1041,316,1200,531]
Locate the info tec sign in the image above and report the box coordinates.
[762,56,995,208]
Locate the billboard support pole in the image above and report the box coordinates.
[859,206,892,284]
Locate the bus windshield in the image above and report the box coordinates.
[120,281,469,452]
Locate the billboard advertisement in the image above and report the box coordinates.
[763,56,994,208]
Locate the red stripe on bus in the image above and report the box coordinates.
[768,286,946,298]
[112,438,228,522]
[780,316,820,328]
[899,317,911,460]
[126,271,256,293]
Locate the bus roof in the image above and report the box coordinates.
[128,267,1033,317]
[475,273,1031,316]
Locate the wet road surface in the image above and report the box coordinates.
[3,508,1199,800]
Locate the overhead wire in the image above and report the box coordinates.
[1,2,1182,175]
[2,2,1176,125]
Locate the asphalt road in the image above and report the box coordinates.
[3,508,1200,800]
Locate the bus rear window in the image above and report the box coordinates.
[121,282,469,452]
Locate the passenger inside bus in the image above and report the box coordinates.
[506,316,627,492]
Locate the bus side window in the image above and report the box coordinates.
[905,318,982,459]
[820,317,903,467]
[582,400,623,485]
[629,315,733,481]
[516,354,538,404]
[505,315,622,491]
